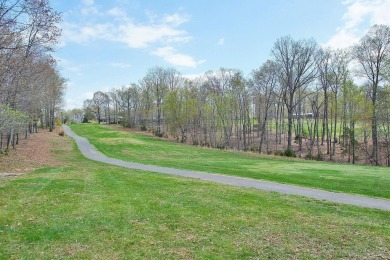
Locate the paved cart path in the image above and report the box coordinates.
[63,125,390,211]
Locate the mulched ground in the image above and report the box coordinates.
[0,128,64,179]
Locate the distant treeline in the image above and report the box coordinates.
[72,24,390,166]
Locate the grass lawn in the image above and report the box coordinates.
[69,123,390,199]
[0,128,389,258]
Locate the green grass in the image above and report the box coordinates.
[69,123,390,199]
[0,132,389,258]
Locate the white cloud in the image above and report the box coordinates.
[63,10,190,49]
[82,0,94,6]
[163,13,190,26]
[324,28,360,49]
[218,37,225,46]
[343,1,371,29]
[62,7,204,68]
[324,0,390,48]
[62,22,114,44]
[107,7,129,20]
[118,23,187,48]
[152,46,206,67]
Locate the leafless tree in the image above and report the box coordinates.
[352,24,390,165]
[140,66,170,135]
[250,60,278,153]
[92,91,109,124]
[272,36,318,152]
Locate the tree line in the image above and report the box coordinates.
[0,0,65,153]
[79,24,390,166]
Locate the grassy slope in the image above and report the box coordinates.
[0,131,389,258]
[70,123,390,199]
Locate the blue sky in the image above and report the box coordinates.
[51,0,390,109]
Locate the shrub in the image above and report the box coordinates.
[140,125,147,131]
[283,148,296,157]
[216,144,225,150]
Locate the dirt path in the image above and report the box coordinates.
[63,125,390,211]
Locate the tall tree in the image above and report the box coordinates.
[140,66,169,136]
[250,60,278,153]
[92,91,108,124]
[329,49,350,159]
[317,48,332,154]
[272,36,318,152]
[353,24,390,165]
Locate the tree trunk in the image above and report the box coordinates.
[371,108,379,165]
[0,133,3,154]
[286,91,294,151]
[287,107,293,151]
[332,92,338,159]
[7,129,14,150]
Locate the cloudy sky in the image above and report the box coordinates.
[51,0,390,109]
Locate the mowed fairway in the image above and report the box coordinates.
[70,123,390,199]
[0,128,389,258]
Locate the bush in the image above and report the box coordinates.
[283,148,296,157]
[216,144,225,150]
[56,118,62,126]
[140,125,147,131]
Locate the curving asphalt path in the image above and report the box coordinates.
[63,125,390,211]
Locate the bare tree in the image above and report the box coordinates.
[92,91,109,124]
[0,0,61,54]
[250,60,278,153]
[272,36,318,152]
[317,48,332,154]
[205,68,240,148]
[140,66,169,136]
[353,24,390,165]
[329,49,350,159]
[165,67,184,91]
[0,0,63,141]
